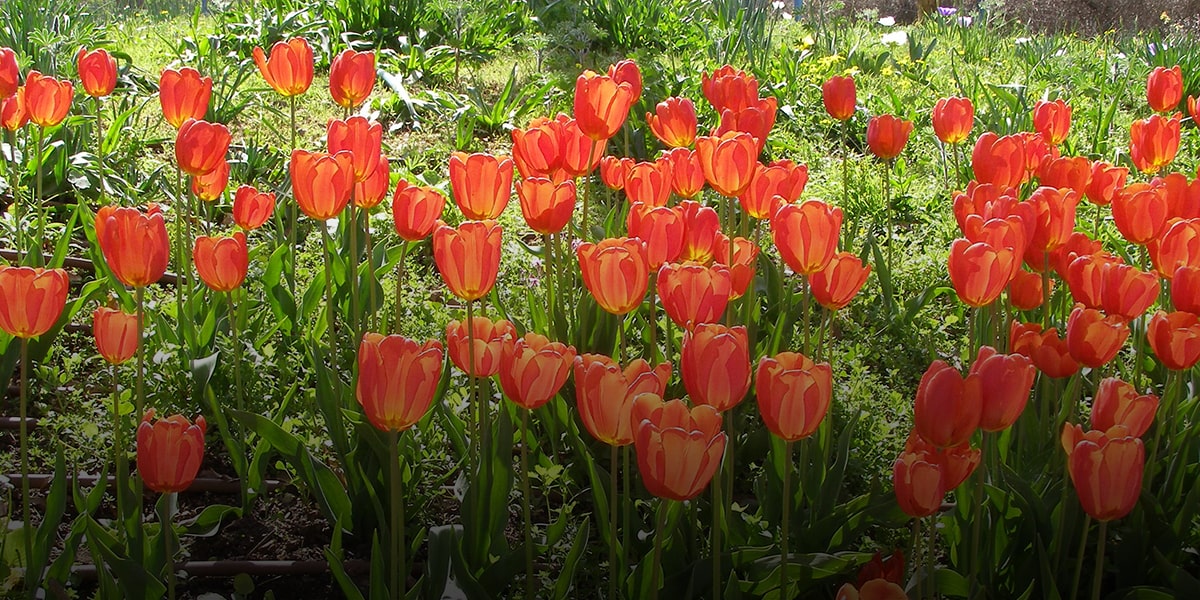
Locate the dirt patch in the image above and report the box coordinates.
[810,0,1200,33]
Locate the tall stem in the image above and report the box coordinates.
[389,430,405,599]
[161,493,177,600]
[466,299,478,469]
[288,95,298,305]
[521,408,535,600]
[883,160,893,275]
[651,501,669,600]
[174,165,186,362]
[622,445,631,580]
[6,130,21,262]
[912,518,923,600]
[366,211,378,332]
[968,433,987,597]
[349,205,361,342]
[94,96,105,204]
[1091,521,1108,600]
[609,444,620,600]
[648,278,658,363]
[1070,516,1091,600]
[712,445,723,600]
[34,127,44,264]
[780,440,793,600]
[951,142,962,191]
[229,291,243,412]
[581,140,598,239]
[841,121,850,249]
[112,363,127,541]
[394,242,410,334]
[19,339,32,581]
[136,286,146,418]
[322,224,337,381]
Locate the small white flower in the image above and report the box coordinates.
[880,30,908,46]
[878,16,896,26]
[1015,37,1032,44]
[957,16,973,27]
[772,0,785,9]
[782,11,793,20]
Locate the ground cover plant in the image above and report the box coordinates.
[0,0,1198,598]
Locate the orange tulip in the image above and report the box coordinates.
[913,360,982,448]
[968,133,1024,190]
[1065,254,1114,309]
[136,409,206,494]
[713,97,777,152]
[517,177,575,235]
[77,47,117,98]
[892,450,944,518]
[252,37,313,97]
[714,235,759,299]
[836,580,909,600]
[1084,161,1128,207]
[1010,320,1080,378]
[961,214,1028,261]
[739,161,808,220]
[608,60,642,101]
[678,200,721,264]
[947,238,1018,308]
[599,155,633,190]
[772,200,843,276]
[1158,172,1200,220]
[329,49,375,108]
[193,232,248,292]
[0,266,69,339]
[190,159,229,202]
[1049,231,1107,278]
[681,323,750,412]
[96,205,170,288]
[175,118,230,177]
[1151,218,1200,278]
[970,346,1035,432]
[290,149,354,220]
[356,333,443,432]
[499,332,576,410]
[1066,305,1130,368]
[573,70,635,141]
[1008,269,1048,310]
[392,182,446,241]
[1100,263,1158,320]
[449,152,513,220]
[1037,156,1092,194]
[93,306,138,365]
[1027,186,1080,253]
[853,551,906,590]
[1,87,28,131]
[159,67,211,129]
[432,219,503,302]
[755,352,832,441]
[631,394,726,501]
[811,251,871,310]
[904,431,980,491]
[1092,377,1157,437]
[1190,95,1200,124]
[1112,184,1169,245]
[932,96,974,144]
[574,355,671,446]
[821,75,856,121]
[624,159,673,207]
[1032,99,1071,146]
[695,132,758,197]
[662,147,706,199]
[445,316,516,377]
[1129,112,1181,174]
[627,202,684,268]
[647,97,698,148]
[1064,427,1144,522]
[327,116,383,182]
[232,185,276,231]
[24,71,73,128]
[558,115,605,177]
[513,118,563,180]
[866,115,913,161]
[1172,265,1200,313]
[1146,65,1183,112]
[0,47,16,98]
[1147,310,1200,370]
[657,262,732,329]
[577,237,649,315]
[1022,132,1060,180]
[704,65,760,115]
[952,183,1024,233]
[354,153,390,209]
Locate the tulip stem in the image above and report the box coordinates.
[394,242,410,334]
[466,298,478,470]
[94,96,105,204]
[136,285,146,420]
[1041,253,1051,329]
[228,290,243,413]
[581,139,597,239]
[389,430,405,599]
[288,95,298,306]
[112,363,128,543]
[609,444,619,600]
[968,433,987,598]
[1070,516,1091,600]
[521,408,535,600]
[1146,370,1180,491]
[18,338,33,584]
[34,126,44,265]
[800,276,811,356]
[882,160,893,276]
[622,444,631,576]
[349,205,361,343]
[5,130,20,262]
[780,439,792,600]
[712,444,723,600]
[841,121,851,251]
[1091,521,1107,600]
[651,500,669,600]
[366,210,378,333]
[322,224,338,380]
[543,234,556,338]
[160,492,177,600]
[911,518,923,600]
[951,141,962,191]
[174,165,186,366]
[648,278,659,364]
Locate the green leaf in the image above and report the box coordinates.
[181,503,241,537]
[553,516,590,600]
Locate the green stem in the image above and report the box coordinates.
[1093,202,1101,239]
[883,160,893,275]
[322,223,337,384]
[780,440,792,600]
[1041,253,1052,328]
[926,516,937,600]
[349,205,361,343]
[94,96,105,204]
[174,165,185,359]
[968,433,987,597]
[288,95,299,306]
[229,291,243,412]
[394,242,410,334]
[112,363,127,543]
[161,493,176,600]
[19,339,32,584]
[1091,521,1107,600]
[136,286,146,418]
[6,130,20,262]
[841,121,851,250]
[390,430,405,599]
[912,518,923,600]
[609,444,620,600]
[34,126,43,265]
[651,501,669,600]
[522,408,535,600]
[712,457,722,600]
[581,138,598,240]
[1070,516,1091,600]
[648,278,658,364]
[466,299,478,470]
[622,444,631,585]
[801,276,811,355]
[952,141,962,191]
[365,209,377,333]
[544,233,556,338]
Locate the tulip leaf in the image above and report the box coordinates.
[29,446,69,592]
[83,515,167,600]
[552,515,590,600]
[326,516,367,600]
[263,244,297,335]
[181,503,240,538]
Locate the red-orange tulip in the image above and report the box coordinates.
[961,215,1028,262]
[657,262,731,329]
[756,352,832,441]
[175,118,231,177]
[714,235,758,299]
[354,153,390,209]
[1,87,28,131]
[577,237,649,315]
[1158,172,1200,220]
[822,75,856,121]
[854,552,906,590]
[159,67,211,129]
[647,97,698,148]
[1173,266,1200,313]
[1009,269,1048,310]
[356,333,443,432]
[704,65,760,115]
[1022,131,1060,179]
[1113,184,1169,245]
[1146,65,1183,112]
[739,161,808,220]
[1092,377,1157,438]
[952,183,1024,233]
[713,97,777,152]
[631,394,726,501]
[624,159,673,207]
[327,116,383,182]
[1049,231,1106,278]
[0,266,69,339]
[811,251,871,310]
[290,150,355,220]
[1085,161,1128,207]
[1038,156,1092,194]
[662,147,706,199]
[432,219,503,302]
[681,323,750,412]
[695,132,758,197]
[904,431,980,491]
[1027,186,1080,252]
[1065,254,1114,309]
[1010,320,1080,378]
[1190,95,1200,124]
[1151,218,1200,278]
[1066,305,1130,368]
[932,96,974,144]
[93,306,138,365]
[599,155,633,190]
[608,60,642,101]
[1100,263,1158,320]
[892,450,944,518]
[77,47,117,98]
[678,200,721,264]
[517,177,575,235]
[573,70,635,141]
[627,202,684,268]
[24,71,73,128]
[970,346,1035,432]
[513,118,563,180]
[1064,428,1144,522]
[232,185,275,231]
[558,115,605,177]
[136,410,206,494]
[329,49,376,108]
[449,152,513,220]
[499,332,576,410]
[445,316,516,377]
[1032,99,1071,146]
[252,38,313,97]
[1130,112,1181,174]
[913,360,982,448]
[971,132,1026,189]
[948,238,1017,308]
[0,47,16,98]
[575,355,671,446]
[772,200,843,276]
[392,182,446,241]
[1147,310,1200,370]
[193,232,248,292]
[96,205,170,288]
[867,115,913,161]
[190,159,229,202]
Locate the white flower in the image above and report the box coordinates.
[957,16,973,27]
[880,30,908,46]
[878,16,896,26]
[782,11,793,20]
[772,0,785,9]
[1015,37,1032,44]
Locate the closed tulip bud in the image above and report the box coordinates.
[678,200,721,264]
[1032,99,1071,146]
[1065,254,1116,309]
[232,185,275,230]
[353,153,390,209]
[1084,161,1128,206]
[193,232,248,292]
[93,306,138,365]
[1172,266,1200,312]
[607,60,642,101]
[681,323,750,412]
[1028,186,1080,252]
[962,215,1028,261]
[1,87,28,131]
[1092,377,1157,437]
[1100,263,1158,320]
[159,68,212,129]
[190,159,229,202]
[971,132,1026,189]
[433,219,503,302]
[327,116,383,183]
[904,431,980,491]
[1151,218,1200,278]
[1147,310,1200,370]
[574,354,671,446]
[854,552,907,590]
[329,49,375,108]
[892,450,945,518]
[175,119,230,177]
[392,181,446,242]
[952,183,1023,233]
[356,333,443,432]
[252,37,313,97]
[632,394,726,501]
[1010,320,1080,378]
[948,239,1017,308]
[1038,156,1092,194]
[1190,95,1200,124]
[499,332,576,410]
[662,147,706,199]
[513,118,563,180]
[137,410,206,494]
[970,346,1035,432]
[558,114,605,177]
[772,200,843,276]
[290,150,355,220]
[822,75,856,121]
[573,70,635,141]
[657,262,732,329]
[577,237,649,315]
[1112,184,1169,245]
[739,161,808,220]
[624,159,673,207]
[1020,133,1058,180]
[24,71,73,128]
[627,202,684,268]
[1066,305,1130,368]
[704,65,760,115]
[1009,269,1048,310]
[647,97,698,148]
[695,132,758,197]
[811,251,871,310]
[1130,113,1181,174]
[1049,232,1106,278]
[599,155,634,190]
[867,115,913,161]
[913,360,982,448]
[756,352,832,441]
[932,96,974,144]
[517,177,575,235]
[1146,65,1183,112]
[0,47,17,98]
[445,316,516,377]
[0,266,69,339]
[449,152,513,220]
[714,98,777,152]
[1064,428,1144,521]
[96,205,170,288]
[714,235,759,299]
[77,47,117,98]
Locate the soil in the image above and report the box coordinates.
[813,0,1200,34]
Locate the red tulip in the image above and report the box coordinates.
[1092,377,1157,438]
[1190,95,1200,124]
[678,200,721,264]
[1049,232,1106,278]
[658,147,704,199]
[96,205,170,288]
[558,115,605,177]
[608,60,642,101]
[892,450,945,518]
[1038,156,1092,194]
[24,71,73,128]
[647,97,698,148]
[704,65,760,115]
[1010,320,1080,378]
[756,352,832,441]
[1146,65,1183,112]
[681,323,750,412]
[573,70,635,141]
[627,202,684,268]
[290,150,355,220]
[971,133,1026,189]
[432,219,503,302]
[970,346,1035,432]
[952,182,1025,233]
[948,239,1017,308]
[739,161,808,220]
[1147,310,1200,370]
[1151,218,1200,278]
[1065,305,1130,368]
[175,119,230,177]
[517,177,575,235]
[1112,183,1169,245]
[513,118,563,180]
[354,153,390,209]
[657,262,731,329]
[1084,161,1128,207]
[854,551,906,590]
[1065,254,1115,309]
[232,185,275,230]
[449,152,513,220]
[329,49,376,108]
[193,232,248,292]
[1129,112,1181,174]
[695,131,758,197]
[159,67,211,129]
[190,159,229,202]
[904,431,980,491]
[962,215,1028,261]
[392,182,447,241]
[599,155,633,190]
[77,47,117,98]
[866,115,913,161]
[932,96,974,144]
[811,251,871,310]
[252,38,313,97]
[499,332,576,410]
[0,47,17,98]
[772,200,843,276]
[631,394,726,501]
[821,75,856,121]
[0,266,69,339]
[93,306,138,365]
[1027,186,1080,253]
[136,409,206,494]
[624,159,673,207]
[1,87,28,131]
[836,580,909,600]
[1008,269,1048,310]
[1032,99,1071,146]
[1172,266,1200,313]
[913,360,982,448]
[714,235,759,299]
[1100,263,1158,320]
[577,237,649,315]
[1064,427,1144,522]
[327,116,383,182]
[713,97,777,152]
[574,355,671,446]
[1157,172,1200,220]
[356,333,443,432]
[445,316,516,377]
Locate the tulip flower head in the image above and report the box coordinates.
[1065,305,1130,368]
[1,87,28,131]
[93,306,139,365]
[0,47,17,98]
[190,159,230,202]
[756,352,832,441]
[631,394,727,501]
[1129,112,1182,174]
[1009,320,1080,378]
[1146,65,1183,113]
[912,360,982,448]
[647,97,698,148]
[662,147,706,199]
[517,177,575,235]
[866,114,913,162]
[193,232,249,292]
[932,96,974,144]
[252,37,314,97]
[577,237,649,315]
[574,355,671,446]
[499,332,577,410]
[573,70,635,141]
[432,219,503,302]
[0,266,70,339]
[1172,266,1200,313]
[329,49,376,108]
[449,152,514,220]
[681,323,751,412]
[1063,426,1144,522]
[392,182,447,242]
[971,132,1026,189]
[175,119,231,177]
[970,346,1035,432]
[704,65,760,115]
[77,47,117,98]
[445,316,516,378]
[822,75,856,121]
[1092,377,1157,437]
[356,333,444,432]
[713,235,759,299]
[159,67,212,129]
[232,185,276,231]
[810,251,871,310]
[623,159,673,207]
[327,116,383,183]
[137,410,206,494]
[1147,310,1200,371]
[892,449,945,518]
[290,150,355,220]
[354,153,390,209]
[24,71,73,128]
[1084,161,1128,207]
[1032,99,1072,146]
[96,205,171,288]
[772,200,843,276]
[657,262,731,329]
[627,202,684,268]
[599,155,634,190]
[695,132,759,197]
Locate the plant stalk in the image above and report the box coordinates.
[609,443,620,600]
[521,408,535,600]
[1070,516,1091,600]
[161,493,177,600]
[228,291,243,412]
[19,339,32,582]
[651,501,669,600]
[780,439,793,600]
[394,242,411,334]
[389,430,405,599]
[1091,521,1107,600]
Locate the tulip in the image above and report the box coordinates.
[392,181,447,241]
[971,132,1026,189]
[1190,95,1200,124]
[289,149,355,220]
[657,262,731,329]
[1147,310,1200,370]
[136,409,206,494]
[77,47,117,98]
[713,97,777,152]
[913,360,982,448]
[1064,428,1144,521]
[772,200,843,276]
[193,232,248,292]
[252,38,313,97]
[449,152,513,220]
[599,155,633,190]
[1010,320,1080,378]
[904,431,980,491]
[662,147,706,199]
[866,115,913,161]
[190,159,229,202]
[574,355,671,446]
[327,116,383,182]
[24,71,73,128]
[608,60,642,101]
[822,75,856,121]
[969,346,1035,432]
[0,47,16,98]
[445,316,516,377]
[573,70,635,141]
[356,333,444,432]
[96,205,170,288]
[947,239,1017,308]
[175,118,231,177]
[1151,218,1200,278]
[962,215,1028,262]
[1065,305,1130,368]
[1008,269,1047,310]
[647,97,698,148]
[159,67,212,129]
[1,87,28,131]
[627,202,684,268]
[624,159,673,207]
[1172,266,1200,313]
[329,49,376,108]
[1084,161,1128,206]
[703,65,759,115]
[433,219,503,302]
[811,251,871,311]
[1049,232,1106,278]
[739,161,808,220]
[1025,187,1078,255]
[1100,263,1158,320]
[695,132,758,197]
[892,450,945,518]
[513,118,563,180]
[354,153,390,209]
[0,266,70,339]
[232,185,276,230]
[631,394,726,501]
[1037,156,1092,194]
[714,235,759,299]
[932,96,974,144]
[558,115,605,177]
[1032,99,1071,146]
[1158,172,1200,220]
[854,552,907,590]
[681,323,751,412]
[952,183,1025,233]
[518,176,576,236]
[836,580,909,600]
[1129,112,1181,174]
[756,352,832,441]
[92,306,139,365]
[1092,377,1157,437]
[1112,184,1169,245]
[1146,65,1183,112]
[1064,254,1114,309]
[678,200,721,264]
[499,332,577,410]
[577,237,649,315]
